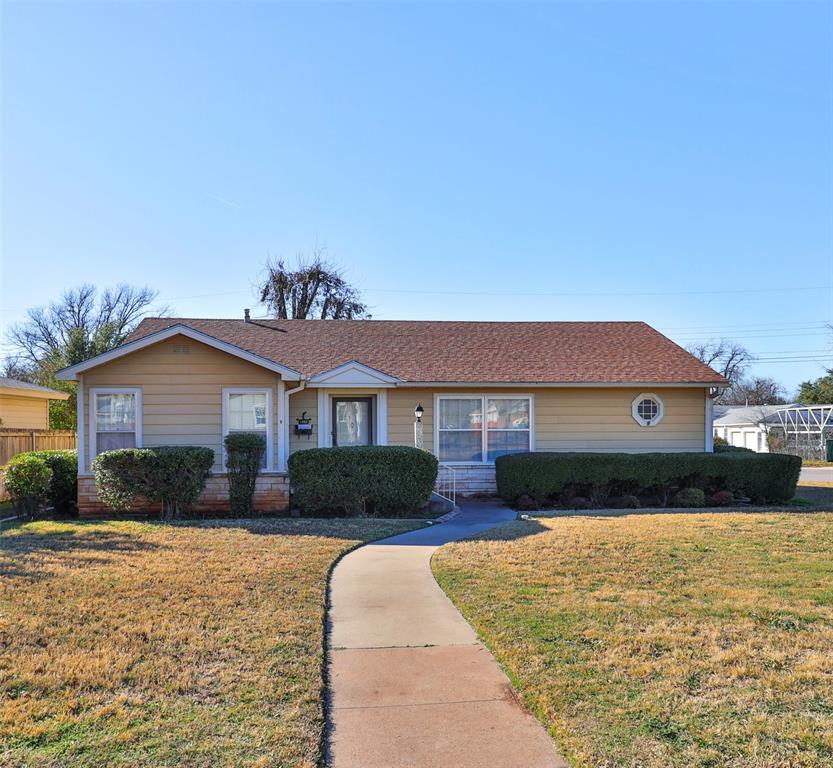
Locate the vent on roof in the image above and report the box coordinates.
[244,308,251,323]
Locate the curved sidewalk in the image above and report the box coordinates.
[327,502,567,768]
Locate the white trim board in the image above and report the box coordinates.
[398,381,720,389]
[307,360,400,387]
[55,324,303,381]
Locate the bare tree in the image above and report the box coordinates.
[1,357,36,382]
[721,376,788,406]
[259,251,370,320]
[8,284,163,367]
[687,339,752,391]
[4,284,163,428]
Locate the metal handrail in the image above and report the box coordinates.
[435,463,457,507]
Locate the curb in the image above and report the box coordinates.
[435,505,462,524]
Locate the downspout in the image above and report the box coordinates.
[705,386,723,453]
[282,380,306,472]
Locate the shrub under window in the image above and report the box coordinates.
[496,451,801,507]
[288,445,438,517]
[93,446,214,519]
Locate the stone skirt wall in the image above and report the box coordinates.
[78,474,290,516]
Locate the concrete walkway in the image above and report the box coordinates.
[801,466,833,484]
[327,502,567,768]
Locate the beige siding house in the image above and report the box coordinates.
[0,378,69,430]
[57,318,727,514]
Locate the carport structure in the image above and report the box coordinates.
[767,405,833,459]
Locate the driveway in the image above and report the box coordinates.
[800,467,833,484]
[327,501,566,768]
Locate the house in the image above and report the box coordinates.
[56,318,728,514]
[0,377,69,430]
[714,403,833,458]
[712,404,794,453]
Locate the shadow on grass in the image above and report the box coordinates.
[0,526,165,580]
[172,517,428,541]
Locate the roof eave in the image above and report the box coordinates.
[56,324,304,381]
[0,386,70,401]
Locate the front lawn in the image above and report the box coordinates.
[433,512,833,767]
[0,518,421,768]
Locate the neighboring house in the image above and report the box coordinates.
[0,377,69,430]
[712,404,797,453]
[56,318,728,514]
[714,403,833,458]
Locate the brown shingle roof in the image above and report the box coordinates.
[126,318,727,385]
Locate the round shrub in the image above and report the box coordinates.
[674,487,706,508]
[6,454,52,519]
[710,489,734,507]
[224,433,266,516]
[288,446,438,517]
[31,450,77,515]
[93,446,214,519]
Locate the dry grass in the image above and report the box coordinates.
[0,517,421,768]
[433,512,833,768]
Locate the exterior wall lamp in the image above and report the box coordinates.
[414,403,425,449]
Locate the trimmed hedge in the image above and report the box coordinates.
[224,433,266,516]
[93,446,214,519]
[288,446,438,517]
[495,452,802,506]
[5,450,77,516]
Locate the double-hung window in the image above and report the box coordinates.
[437,396,532,463]
[90,388,142,457]
[222,388,273,470]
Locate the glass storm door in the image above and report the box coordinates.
[332,398,373,446]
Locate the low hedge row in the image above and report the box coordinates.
[288,445,438,517]
[5,450,77,517]
[495,452,802,506]
[92,446,214,520]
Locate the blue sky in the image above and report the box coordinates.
[2,1,831,393]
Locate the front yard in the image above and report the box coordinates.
[0,518,421,768]
[433,512,833,767]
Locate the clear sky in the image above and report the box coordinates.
[2,1,831,394]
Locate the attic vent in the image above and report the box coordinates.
[172,343,191,355]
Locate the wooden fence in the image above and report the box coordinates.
[0,431,77,503]
[0,430,77,467]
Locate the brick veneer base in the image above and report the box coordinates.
[78,474,290,517]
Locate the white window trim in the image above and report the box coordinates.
[222,387,274,472]
[632,392,665,427]
[89,387,143,460]
[433,393,535,465]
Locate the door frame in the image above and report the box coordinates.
[331,397,374,447]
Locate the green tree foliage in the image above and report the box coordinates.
[797,372,833,404]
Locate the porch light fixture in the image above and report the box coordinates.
[414,403,424,423]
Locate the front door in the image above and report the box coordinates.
[332,398,373,447]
